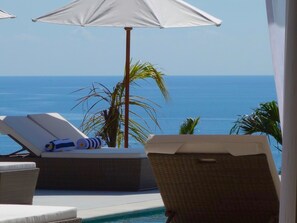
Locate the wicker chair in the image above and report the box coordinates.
[0,162,39,204]
[145,135,280,223]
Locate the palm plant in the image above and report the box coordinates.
[179,117,200,134]
[74,61,169,148]
[230,101,282,151]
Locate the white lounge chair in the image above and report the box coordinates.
[0,113,156,191]
[0,162,39,204]
[0,113,87,157]
[0,204,81,223]
[145,135,280,223]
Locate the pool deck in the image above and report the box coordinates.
[33,189,164,220]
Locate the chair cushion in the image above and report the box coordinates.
[0,162,36,171]
[0,116,56,156]
[0,204,77,223]
[28,113,87,144]
[41,148,147,158]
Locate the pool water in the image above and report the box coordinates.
[83,209,166,223]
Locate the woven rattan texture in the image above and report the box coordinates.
[0,157,156,191]
[0,168,39,204]
[148,153,279,223]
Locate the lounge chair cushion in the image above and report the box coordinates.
[41,147,148,158]
[0,113,87,156]
[0,162,36,171]
[0,204,77,223]
[0,116,56,156]
[28,113,87,143]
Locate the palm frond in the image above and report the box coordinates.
[179,117,200,134]
[129,61,170,101]
[230,101,282,151]
[73,60,169,148]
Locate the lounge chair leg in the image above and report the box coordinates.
[165,210,176,223]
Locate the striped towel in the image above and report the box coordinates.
[45,139,76,152]
[76,137,103,149]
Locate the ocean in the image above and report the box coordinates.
[0,75,281,169]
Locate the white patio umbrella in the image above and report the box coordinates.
[0,10,15,19]
[33,0,222,148]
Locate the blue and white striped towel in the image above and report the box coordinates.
[45,139,76,152]
[76,137,103,149]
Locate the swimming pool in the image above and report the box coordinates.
[83,209,166,223]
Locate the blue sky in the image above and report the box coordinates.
[0,0,273,76]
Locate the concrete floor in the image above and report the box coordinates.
[33,189,164,220]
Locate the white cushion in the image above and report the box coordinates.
[42,148,147,158]
[0,113,87,156]
[0,162,36,171]
[0,116,56,156]
[0,205,77,223]
[28,113,87,144]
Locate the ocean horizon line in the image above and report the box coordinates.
[0,74,274,77]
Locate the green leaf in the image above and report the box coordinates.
[230,101,282,151]
[179,117,200,134]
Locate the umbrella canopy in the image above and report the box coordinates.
[32,0,221,27]
[0,10,15,19]
[33,0,222,148]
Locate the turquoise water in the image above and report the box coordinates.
[0,75,280,168]
[84,209,166,223]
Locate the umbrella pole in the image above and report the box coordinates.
[124,27,132,148]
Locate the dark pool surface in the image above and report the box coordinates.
[83,209,166,223]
